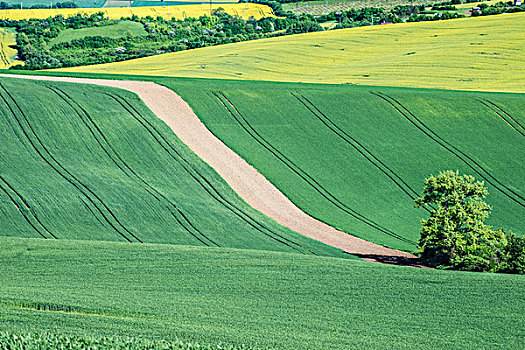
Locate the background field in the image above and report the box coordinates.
[0,77,348,258]
[131,0,238,6]
[455,0,502,8]
[0,0,234,7]
[1,236,524,349]
[283,0,500,15]
[160,77,525,251]
[63,13,525,93]
[0,0,106,8]
[282,0,443,15]
[0,3,273,20]
[49,21,147,45]
[0,28,19,69]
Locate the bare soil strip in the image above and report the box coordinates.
[0,74,421,265]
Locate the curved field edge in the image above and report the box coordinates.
[162,78,525,251]
[59,13,525,93]
[0,75,350,259]
[1,236,524,350]
[1,72,523,253]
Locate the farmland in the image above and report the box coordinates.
[0,76,349,258]
[0,3,273,20]
[64,13,525,93]
[159,77,525,251]
[0,0,106,8]
[131,0,238,6]
[282,0,441,16]
[0,28,18,69]
[7,72,522,252]
[0,0,234,8]
[49,21,147,46]
[0,1,523,348]
[1,236,524,349]
[455,0,503,8]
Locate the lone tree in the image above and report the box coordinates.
[415,170,523,273]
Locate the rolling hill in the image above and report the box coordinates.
[0,76,348,258]
[61,12,525,93]
[1,236,524,349]
[160,77,525,251]
[0,8,523,349]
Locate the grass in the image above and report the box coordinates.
[49,21,147,46]
[0,76,348,258]
[156,77,525,251]
[62,13,525,93]
[0,3,273,20]
[1,236,524,349]
[0,28,20,69]
[0,331,253,349]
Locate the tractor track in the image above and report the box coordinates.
[0,43,9,66]
[45,84,216,247]
[372,91,525,209]
[0,82,140,243]
[0,74,419,264]
[214,91,416,246]
[477,98,525,137]
[105,91,306,253]
[0,174,56,239]
[291,92,428,211]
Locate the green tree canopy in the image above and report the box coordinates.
[415,170,517,272]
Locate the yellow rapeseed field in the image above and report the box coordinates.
[63,13,525,93]
[0,27,20,68]
[0,4,273,21]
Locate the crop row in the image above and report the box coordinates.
[371,91,525,209]
[0,77,344,257]
[213,90,416,246]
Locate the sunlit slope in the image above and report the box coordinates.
[161,78,525,251]
[0,77,346,258]
[64,13,525,92]
[2,237,524,349]
[0,3,273,20]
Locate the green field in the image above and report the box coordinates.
[0,2,523,348]
[49,21,147,46]
[1,72,522,252]
[0,76,348,258]
[0,331,250,350]
[158,77,525,251]
[1,236,524,349]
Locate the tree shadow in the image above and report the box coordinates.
[354,254,431,269]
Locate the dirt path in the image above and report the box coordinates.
[0,74,422,266]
